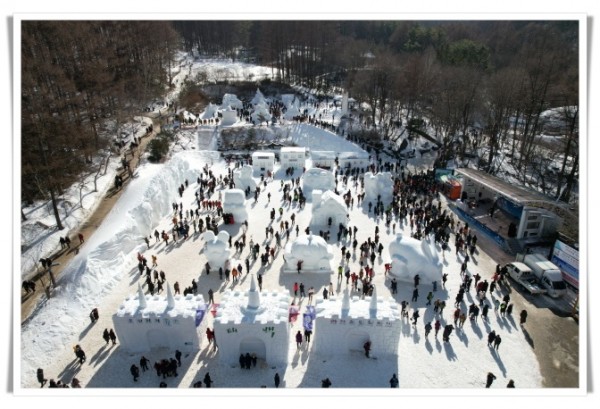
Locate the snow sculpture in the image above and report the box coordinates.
[251,103,272,125]
[112,286,208,353]
[302,168,335,200]
[313,285,401,356]
[200,103,218,119]
[363,172,394,205]
[221,93,243,110]
[388,233,443,283]
[233,165,257,192]
[222,189,248,223]
[283,99,301,120]
[311,190,348,228]
[203,230,231,268]
[213,275,291,366]
[251,88,267,106]
[220,106,238,126]
[281,94,295,107]
[283,234,334,273]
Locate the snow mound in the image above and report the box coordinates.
[232,165,257,192]
[222,189,248,223]
[363,172,394,204]
[388,233,443,283]
[202,230,231,268]
[311,190,348,227]
[302,168,335,199]
[283,234,334,273]
[221,93,243,110]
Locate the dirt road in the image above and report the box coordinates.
[21,117,161,323]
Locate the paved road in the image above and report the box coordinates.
[463,208,579,388]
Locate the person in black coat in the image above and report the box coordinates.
[103,329,110,344]
[485,372,496,388]
[274,372,281,388]
[36,368,47,387]
[520,309,528,325]
[130,364,140,382]
[109,329,117,345]
[175,350,182,366]
[203,372,213,388]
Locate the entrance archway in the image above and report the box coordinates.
[239,337,266,359]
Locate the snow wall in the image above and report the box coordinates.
[313,289,401,357]
[213,287,291,366]
[113,291,208,353]
[20,151,221,382]
[388,233,443,283]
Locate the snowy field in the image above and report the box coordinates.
[18,124,543,394]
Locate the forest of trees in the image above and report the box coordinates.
[21,20,580,229]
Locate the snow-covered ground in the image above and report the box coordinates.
[18,122,543,394]
[15,52,590,405]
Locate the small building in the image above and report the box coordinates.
[251,151,275,173]
[337,151,370,169]
[213,276,291,367]
[311,190,348,228]
[280,147,306,169]
[283,234,334,273]
[311,151,337,169]
[112,285,208,353]
[313,287,401,357]
[453,168,573,249]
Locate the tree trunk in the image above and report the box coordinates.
[49,186,64,230]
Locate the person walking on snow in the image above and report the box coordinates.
[103,328,110,345]
[424,322,432,337]
[434,320,441,337]
[109,329,117,345]
[295,331,303,348]
[274,372,281,388]
[363,340,371,358]
[493,334,502,350]
[389,373,399,388]
[486,372,497,388]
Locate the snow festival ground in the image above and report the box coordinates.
[19,124,543,393]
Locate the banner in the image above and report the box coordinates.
[195,308,206,327]
[303,313,313,331]
[551,240,579,289]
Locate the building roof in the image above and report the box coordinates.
[454,168,555,205]
[454,167,578,239]
[280,146,306,153]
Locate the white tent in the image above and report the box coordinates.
[279,147,306,169]
[283,234,334,273]
[311,190,348,228]
[251,151,275,173]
